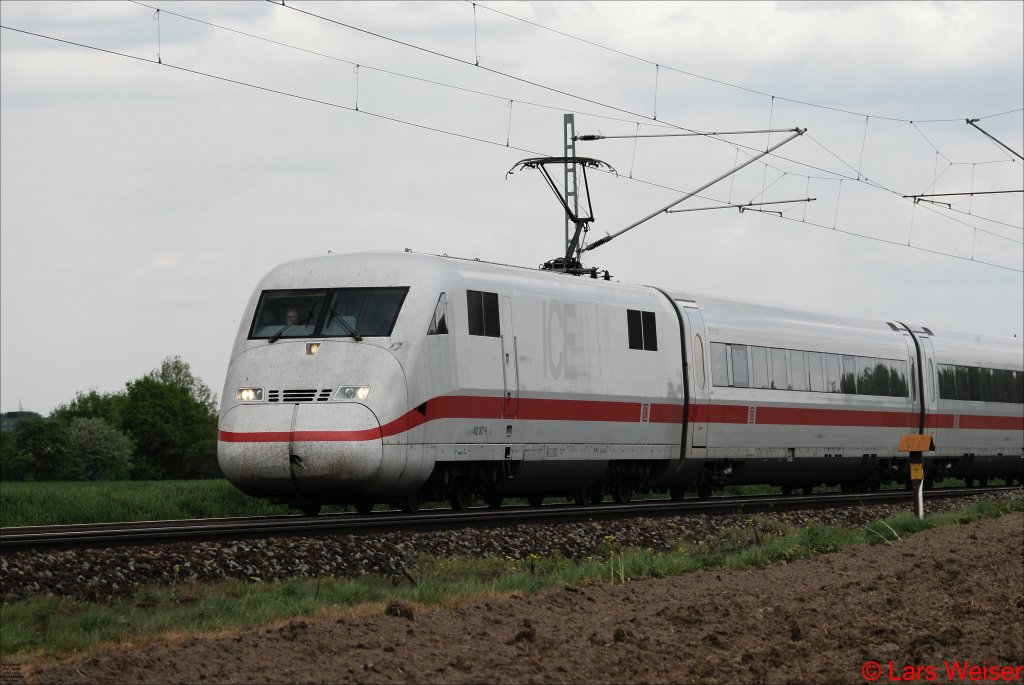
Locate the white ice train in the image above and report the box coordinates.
[217,252,1024,513]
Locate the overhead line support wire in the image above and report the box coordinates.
[966,119,1024,161]
[576,128,798,141]
[583,128,806,253]
[665,198,816,214]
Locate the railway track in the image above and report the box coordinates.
[2,486,1016,553]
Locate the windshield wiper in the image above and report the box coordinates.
[268,323,293,344]
[328,306,363,341]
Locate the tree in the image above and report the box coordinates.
[12,416,70,480]
[122,357,219,480]
[65,417,135,480]
[50,389,128,428]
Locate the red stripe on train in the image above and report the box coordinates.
[219,396,1020,443]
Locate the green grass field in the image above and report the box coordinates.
[0,477,981,528]
[2,496,1020,658]
[0,480,309,527]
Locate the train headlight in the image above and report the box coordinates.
[235,387,263,402]
[334,386,370,401]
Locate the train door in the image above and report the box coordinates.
[919,335,939,444]
[683,306,709,448]
[501,296,519,418]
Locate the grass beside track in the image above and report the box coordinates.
[0,478,981,527]
[0,480,330,527]
[2,496,1020,659]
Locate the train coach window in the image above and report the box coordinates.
[750,346,770,389]
[730,344,749,387]
[467,290,500,337]
[427,293,448,335]
[711,343,729,387]
[825,354,842,393]
[938,364,1024,403]
[790,350,809,391]
[888,360,909,397]
[770,348,788,390]
[841,356,858,394]
[626,310,658,351]
[808,352,825,392]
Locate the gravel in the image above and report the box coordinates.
[2,492,1019,603]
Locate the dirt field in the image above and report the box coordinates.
[12,513,1024,684]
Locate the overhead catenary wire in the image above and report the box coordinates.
[2,23,1020,272]
[470,0,1023,125]
[138,0,1017,239]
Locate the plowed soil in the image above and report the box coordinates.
[12,514,1024,685]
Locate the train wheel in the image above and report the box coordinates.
[299,503,322,517]
[964,477,974,487]
[527,494,545,507]
[355,502,374,514]
[978,476,989,487]
[697,481,713,500]
[781,485,794,496]
[802,484,814,495]
[485,493,504,509]
[669,485,685,501]
[449,479,473,511]
[400,491,422,513]
[610,482,633,504]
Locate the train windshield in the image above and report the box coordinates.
[248,287,409,340]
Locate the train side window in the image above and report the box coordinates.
[427,293,448,335]
[750,346,770,389]
[967,366,982,401]
[954,366,970,401]
[770,348,788,390]
[626,310,657,351]
[693,335,706,391]
[710,343,729,387]
[467,290,500,337]
[825,354,842,393]
[841,355,858,394]
[808,352,825,392]
[731,344,749,388]
[790,350,809,391]
[889,360,908,397]
[642,311,658,351]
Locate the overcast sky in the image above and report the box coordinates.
[2,0,1022,416]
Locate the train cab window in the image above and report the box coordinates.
[248,287,409,340]
[627,310,658,351]
[731,344,749,387]
[427,293,448,335]
[710,343,729,387]
[467,290,500,337]
[750,346,770,389]
[249,289,328,339]
[323,288,409,337]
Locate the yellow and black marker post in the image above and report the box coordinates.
[899,434,936,519]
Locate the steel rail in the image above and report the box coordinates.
[1,486,1017,553]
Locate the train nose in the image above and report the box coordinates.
[218,402,383,494]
